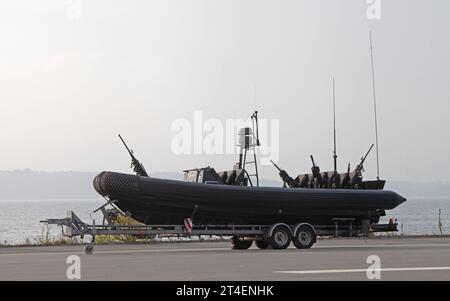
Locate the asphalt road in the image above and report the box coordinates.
[1,237,450,281]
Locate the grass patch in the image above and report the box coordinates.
[32,224,82,246]
[95,214,155,244]
[0,224,82,247]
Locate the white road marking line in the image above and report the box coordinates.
[315,243,450,249]
[96,243,450,254]
[275,267,450,275]
[95,247,232,255]
[0,248,232,257]
[1,242,449,256]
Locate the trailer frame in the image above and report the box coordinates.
[41,202,398,255]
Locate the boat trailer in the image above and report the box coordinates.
[41,201,398,255]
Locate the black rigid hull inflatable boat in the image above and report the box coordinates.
[93,171,406,226]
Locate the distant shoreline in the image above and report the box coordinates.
[1,195,449,202]
[1,170,450,200]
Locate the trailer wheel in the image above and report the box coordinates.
[293,224,316,249]
[231,237,253,250]
[267,225,292,249]
[255,239,269,250]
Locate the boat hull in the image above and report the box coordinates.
[93,171,406,225]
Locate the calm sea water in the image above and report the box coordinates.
[0,197,449,244]
[0,199,104,245]
[380,197,450,236]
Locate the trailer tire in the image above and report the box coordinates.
[267,225,292,249]
[293,224,316,249]
[231,237,253,250]
[255,239,269,250]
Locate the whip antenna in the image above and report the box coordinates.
[333,77,337,173]
[370,30,381,180]
[253,84,257,111]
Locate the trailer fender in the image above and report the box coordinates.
[293,223,317,243]
[266,223,292,239]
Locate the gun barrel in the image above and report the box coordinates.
[118,134,133,156]
[270,160,282,172]
[354,144,375,174]
[362,144,375,162]
[118,134,149,177]
[310,155,316,167]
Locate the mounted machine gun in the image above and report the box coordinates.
[118,134,149,177]
[270,160,297,188]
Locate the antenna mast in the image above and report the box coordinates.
[370,30,381,180]
[253,84,257,111]
[333,77,337,173]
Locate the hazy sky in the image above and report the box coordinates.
[1,0,449,182]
